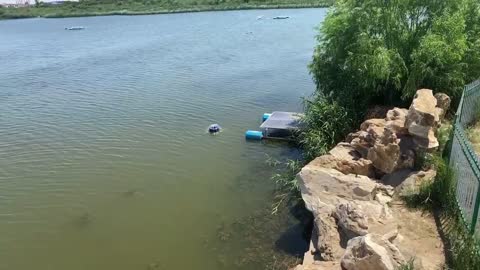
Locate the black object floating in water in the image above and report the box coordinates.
[208,124,221,134]
[65,26,85,30]
[273,16,290,20]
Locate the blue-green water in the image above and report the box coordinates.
[0,9,326,270]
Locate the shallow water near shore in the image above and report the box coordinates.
[0,8,326,270]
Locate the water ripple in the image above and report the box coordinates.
[0,8,325,270]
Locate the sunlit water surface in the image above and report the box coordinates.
[0,8,326,270]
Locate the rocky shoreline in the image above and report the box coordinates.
[293,89,451,270]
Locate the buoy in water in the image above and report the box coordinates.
[262,113,272,122]
[208,124,221,134]
[245,130,264,140]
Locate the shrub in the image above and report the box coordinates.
[269,159,303,214]
[309,0,480,110]
[300,97,354,160]
[302,0,480,164]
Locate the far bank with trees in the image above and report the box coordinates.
[0,0,333,19]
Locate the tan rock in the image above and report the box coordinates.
[405,89,439,149]
[396,148,416,171]
[351,121,404,175]
[385,108,408,135]
[361,118,387,138]
[329,143,360,160]
[434,92,451,113]
[341,234,406,270]
[293,261,342,270]
[302,240,317,266]
[297,158,444,270]
[297,166,396,261]
[435,107,445,125]
[360,118,386,130]
[412,129,438,149]
[408,89,438,124]
[311,155,374,178]
[386,107,408,122]
[350,108,415,174]
[297,167,378,208]
[396,169,437,196]
[433,92,450,125]
[368,143,401,174]
[347,131,372,158]
[357,116,416,174]
[375,193,393,205]
[313,213,343,261]
[367,128,401,174]
[310,143,374,177]
[335,203,369,238]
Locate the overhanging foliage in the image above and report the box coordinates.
[310,0,480,109]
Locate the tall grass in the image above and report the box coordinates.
[299,97,355,161]
[396,260,416,270]
[267,157,304,214]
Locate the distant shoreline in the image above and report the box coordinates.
[0,3,331,20]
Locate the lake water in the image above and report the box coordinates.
[0,8,326,270]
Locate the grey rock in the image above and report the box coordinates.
[341,234,406,270]
[335,203,369,238]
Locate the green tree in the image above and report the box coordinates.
[310,0,480,110]
[302,0,480,159]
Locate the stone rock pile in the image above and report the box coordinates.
[293,89,449,270]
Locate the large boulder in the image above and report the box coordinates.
[367,127,401,174]
[347,131,373,158]
[298,167,379,209]
[335,203,369,238]
[383,169,437,197]
[341,234,406,270]
[310,143,374,177]
[312,213,344,261]
[352,115,413,174]
[396,135,417,171]
[329,143,361,161]
[434,93,451,124]
[434,92,451,119]
[405,89,439,149]
[385,108,409,136]
[297,165,395,260]
[360,118,387,138]
[362,108,409,139]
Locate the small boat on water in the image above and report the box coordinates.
[65,26,85,30]
[273,16,289,20]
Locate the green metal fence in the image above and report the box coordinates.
[449,79,480,235]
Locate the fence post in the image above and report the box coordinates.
[471,184,480,234]
[459,86,466,124]
[446,119,457,162]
